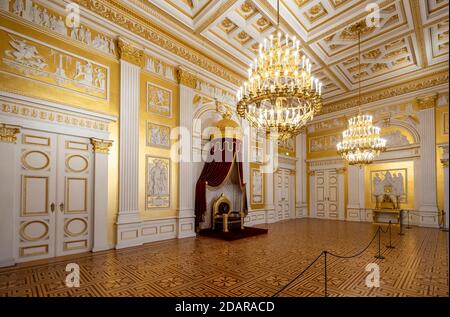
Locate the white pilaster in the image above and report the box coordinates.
[178,82,196,238]
[439,144,449,229]
[116,59,142,248]
[347,165,365,221]
[0,124,20,267]
[417,96,439,227]
[295,132,307,218]
[265,139,276,223]
[91,139,113,252]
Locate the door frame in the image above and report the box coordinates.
[308,157,346,220]
[0,93,116,266]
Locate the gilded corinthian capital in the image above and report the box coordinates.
[91,138,113,154]
[117,37,144,67]
[0,123,20,143]
[416,95,437,110]
[176,67,197,89]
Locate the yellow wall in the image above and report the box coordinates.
[364,161,415,210]
[0,15,120,246]
[139,71,179,219]
[436,99,449,213]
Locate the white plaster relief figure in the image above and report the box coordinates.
[78,26,86,43]
[13,0,24,17]
[23,0,33,21]
[147,158,170,208]
[145,58,155,72]
[73,61,84,80]
[70,25,78,40]
[41,8,50,28]
[5,38,47,70]
[108,38,115,55]
[31,4,42,25]
[83,62,93,85]
[85,28,92,45]
[55,16,66,36]
[0,0,9,11]
[94,68,105,90]
[373,173,383,196]
[393,173,404,197]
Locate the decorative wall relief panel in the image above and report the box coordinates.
[278,137,295,156]
[370,169,407,203]
[146,83,172,117]
[309,133,341,152]
[251,167,263,205]
[382,130,411,147]
[144,56,174,81]
[5,0,116,55]
[146,121,170,148]
[0,29,109,100]
[146,156,170,209]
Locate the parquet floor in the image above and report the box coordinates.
[0,219,448,297]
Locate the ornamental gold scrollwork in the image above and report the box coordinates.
[335,167,346,174]
[0,123,21,143]
[322,72,448,114]
[90,138,113,154]
[117,38,144,67]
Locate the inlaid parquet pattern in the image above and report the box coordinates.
[0,219,448,297]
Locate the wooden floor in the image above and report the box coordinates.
[0,219,448,297]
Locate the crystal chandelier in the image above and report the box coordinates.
[336,23,386,166]
[236,0,323,140]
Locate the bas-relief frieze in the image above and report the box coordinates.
[251,167,263,205]
[0,29,109,100]
[5,0,116,56]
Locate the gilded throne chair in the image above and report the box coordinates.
[212,193,245,232]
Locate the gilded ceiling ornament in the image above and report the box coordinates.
[117,37,144,67]
[0,123,21,143]
[90,138,113,154]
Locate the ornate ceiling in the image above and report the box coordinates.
[126,0,448,105]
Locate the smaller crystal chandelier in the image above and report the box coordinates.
[336,23,386,166]
[236,0,322,140]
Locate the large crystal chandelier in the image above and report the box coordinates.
[336,23,386,166]
[236,0,322,140]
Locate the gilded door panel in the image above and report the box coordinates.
[56,135,92,256]
[17,130,57,262]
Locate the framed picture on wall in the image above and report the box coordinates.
[146,83,172,118]
[146,121,171,148]
[145,156,170,209]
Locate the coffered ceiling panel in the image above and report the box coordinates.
[133,0,448,106]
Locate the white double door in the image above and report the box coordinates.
[314,169,340,219]
[275,168,294,221]
[16,129,93,262]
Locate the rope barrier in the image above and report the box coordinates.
[273,225,388,297]
[271,251,325,297]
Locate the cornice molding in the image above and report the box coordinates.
[117,37,144,67]
[321,72,449,114]
[72,0,243,86]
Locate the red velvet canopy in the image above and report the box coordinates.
[195,138,247,231]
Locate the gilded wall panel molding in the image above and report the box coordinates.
[322,72,449,114]
[0,123,20,142]
[71,0,243,86]
[117,37,144,67]
[1,102,110,132]
[176,67,197,89]
[90,138,113,153]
